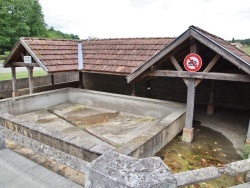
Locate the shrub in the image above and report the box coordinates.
[0,55,6,60]
[241,144,250,159]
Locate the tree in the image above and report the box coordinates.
[0,0,47,54]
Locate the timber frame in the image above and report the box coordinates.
[127,25,250,143]
[3,39,47,96]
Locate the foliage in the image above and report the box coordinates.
[0,55,6,60]
[241,46,250,55]
[229,38,250,46]
[0,0,79,54]
[0,0,47,54]
[0,70,46,81]
[46,27,79,40]
[241,144,250,159]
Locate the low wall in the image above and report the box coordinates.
[0,72,78,99]
[85,151,250,188]
[115,110,185,158]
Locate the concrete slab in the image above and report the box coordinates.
[194,105,249,153]
[0,148,82,188]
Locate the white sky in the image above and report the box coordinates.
[39,0,250,40]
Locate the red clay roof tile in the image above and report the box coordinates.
[22,37,174,74]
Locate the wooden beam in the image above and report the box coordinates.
[185,78,195,130]
[207,80,215,115]
[146,70,250,82]
[190,37,197,53]
[11,67,17,92]
[131,82,136,96]
[8,62,40,67]
[190,29,250,75]
[79,72,84,89]
[127,29,191,83]
[169,55,188,86]
[51,74,55,85]
[27,67,34,94]
[195,54,221,87]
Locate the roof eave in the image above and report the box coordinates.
[126,29,191,83]
[20,38,48,72]
[190,27,250,75]
[3,40,21,67]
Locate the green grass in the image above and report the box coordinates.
[241,46,250,55]
[0,60,4,63]
[0,70,47,81]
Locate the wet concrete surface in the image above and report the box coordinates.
[156,105,249,187]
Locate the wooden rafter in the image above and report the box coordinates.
[145,70,250,82]
[169,55,188,86]
[195,54,221,87]
[8,62,40,67]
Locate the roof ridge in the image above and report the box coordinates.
[21,37,78,42]
[189,25,225,41]
[82,37,176,41]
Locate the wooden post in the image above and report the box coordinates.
[51,74,55,85]
[27,67,34,94]
[79,72,84,89]
[11,67,19,97]
[131,82,136,96]
[246,118,250,144]
[207,80,215,115]
[182,78,195,142]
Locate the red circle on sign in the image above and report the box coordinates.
[183,53,202,72]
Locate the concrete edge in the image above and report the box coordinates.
[0,131,5,149]
[115,112,186,157]
[0,126,89,173]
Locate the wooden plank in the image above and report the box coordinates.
[190,37,196,53]
[79,72,84,89]
[127,29,191,83]
[170,55,188,86]
[27,67,34,94]
[207,80,215,115]
[190,29,250,75]
[195,54,221,86]
[146,70,250,82]
[11,67,17,92]
[185,79,195,129]
[51,74,55,85]
[8,62,40,67]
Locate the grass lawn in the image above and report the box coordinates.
[241,45,250,55]
[0,70,47,81]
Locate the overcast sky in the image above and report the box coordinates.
[39,0,250,40]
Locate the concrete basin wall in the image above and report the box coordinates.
[0,88,185,119]
[0,89,69,115]
[0,88,186,162]
[69,88,185,119]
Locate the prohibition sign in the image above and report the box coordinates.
[183,53,202,72]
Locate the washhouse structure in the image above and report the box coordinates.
[2,25,250,143]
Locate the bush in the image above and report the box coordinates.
[0,55,6,60]
[4,51,10,56]
[241,144,250,159]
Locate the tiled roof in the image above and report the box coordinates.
[23,38,78,72]
[191,26,250,65]
[22,37,174,74]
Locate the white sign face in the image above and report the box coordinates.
[24,56,32,63]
